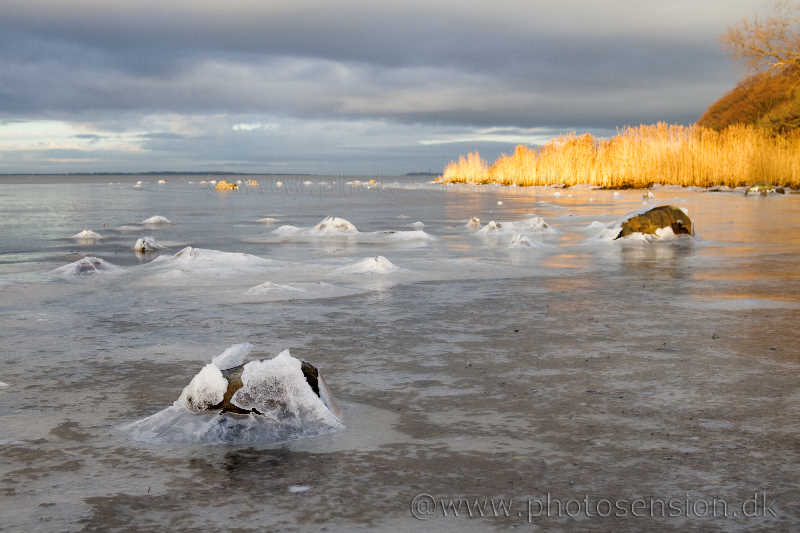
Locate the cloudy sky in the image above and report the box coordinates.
[0,0,763,174]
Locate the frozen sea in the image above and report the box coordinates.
[0,174,799,532]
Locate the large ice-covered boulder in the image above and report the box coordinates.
[615,205,693,240]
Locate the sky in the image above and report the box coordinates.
[0,0,765,174]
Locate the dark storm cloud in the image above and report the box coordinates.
[0,0,755,127]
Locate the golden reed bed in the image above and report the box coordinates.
[438,123,800,188]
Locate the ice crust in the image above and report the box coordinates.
[211,343,253,370]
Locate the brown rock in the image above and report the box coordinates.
[615,205,693,239]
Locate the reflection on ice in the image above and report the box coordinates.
[123,345,343,444]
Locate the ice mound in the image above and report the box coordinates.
[267,216,434,246]
[510,234,544,248]
[470,216,552,236]
[51,257,120,279]
[123,345,342,444]
[311,216,358,234]
[133,236,166,253]
[139,247,272,284]
[141,215,172,225]
[335,256,398,275]
[244,281,363,302]
[411,221,425,229]
[71,229,103,240]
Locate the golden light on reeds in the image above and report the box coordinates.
[439,123,800,188]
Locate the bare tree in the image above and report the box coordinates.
[722,1,800,73]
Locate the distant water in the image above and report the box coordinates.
[1,175,798,531]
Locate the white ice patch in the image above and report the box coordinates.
[0,381,8,388]
[133,236,167,253]
[141,215,172,225]
[71,229,103,240]
[334,256,398,275]
[257,217,278,224]
[288,485,311,493]
[51,257,120,279]
[178,363,228,412]
[211,343,253,370]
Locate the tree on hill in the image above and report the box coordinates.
[723,1,800,73]
[699,1,800,132]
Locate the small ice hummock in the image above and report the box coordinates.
[133,236,166,253]
[123,345,343,444]
[411,221,425,229]
[141,215,172,226]
[257,217,278,224]
[311,216,358,234]
[71,229,103,241]
[510,233,541,248]
[336,255,398,275]
[52,257,120,279]
[288,485,311,493]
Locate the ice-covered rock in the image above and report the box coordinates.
[52,257,120,279]
[615,205,693,240]
[133,236,166,253]
[311,216,358,234]
[123,345,342,444]
[71,229,103,240]
[141,215,172,225]
[745,184,785,196]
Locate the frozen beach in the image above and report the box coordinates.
[0,175,799,531]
